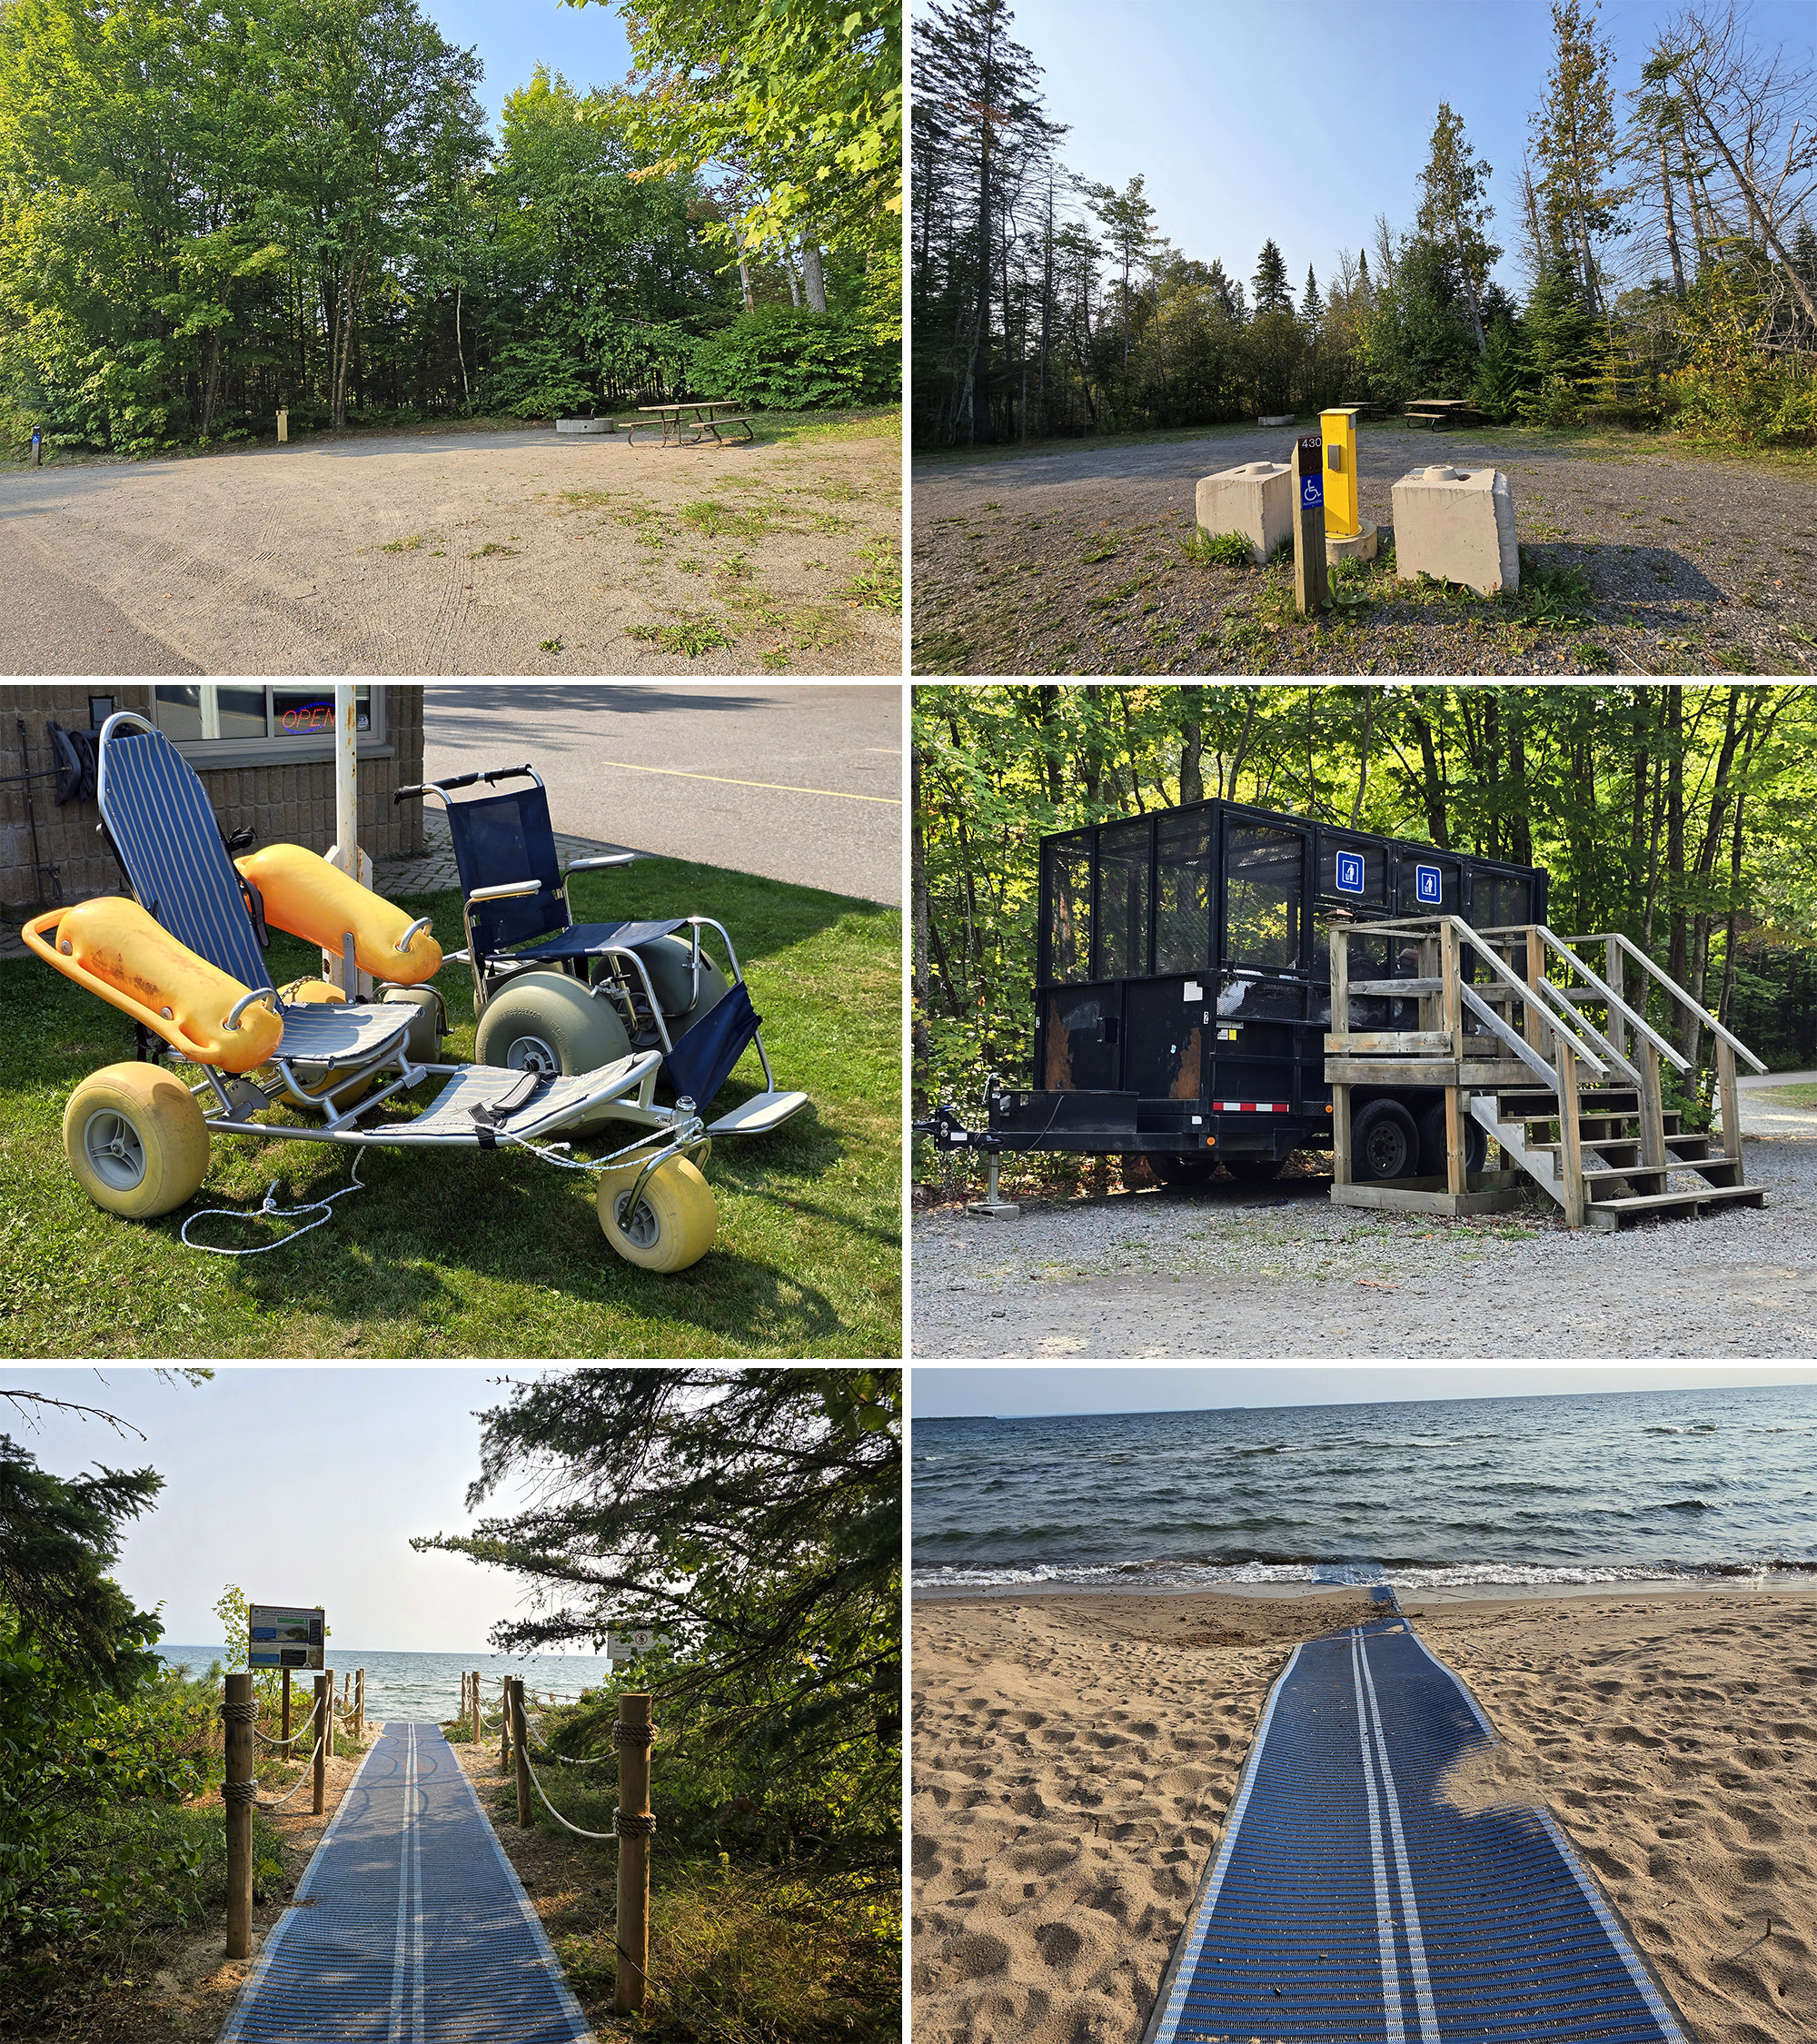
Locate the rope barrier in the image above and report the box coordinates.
[254,1730,326,1811]
[518,1751,627,1841]
[182,1153,367,1256]
[253,1702,320,1747]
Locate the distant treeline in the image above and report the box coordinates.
[911,0,1817,449]
[0,0,901,455]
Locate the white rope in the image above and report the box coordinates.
[253,1700,320,1747]
[522,1702,612,1765]
[182,1154,367,1255]
[520,1750,619,1840]
[256,1729,325,1810]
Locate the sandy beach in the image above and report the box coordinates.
[910,1588,1817,2044]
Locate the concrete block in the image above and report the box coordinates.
[1196,461,1295,564]
[1327,522,1379,566]
[1257,413,1295,426]
[1390,464,1519,596]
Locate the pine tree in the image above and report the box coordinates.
[1471,314,1530,421]
[1530,0,1628,313]
[1416,101,1501,350]
[1301,263,1325,332]
[1252,238,1293,316]
[1519,255,1601,422]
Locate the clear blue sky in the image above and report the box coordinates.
[991,0,1817,303]
[4,1368,595,1652]
[911,1365,1817,1420]
[422,0,633,138]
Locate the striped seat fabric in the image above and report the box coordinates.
[96,719,410,1069]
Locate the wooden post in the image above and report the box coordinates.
[1524,927,1546,1056]
[500,1679,512,1769]
[1329,919,1349,1043]
[1604,937,1628,1067]
[1716,1037,1742,1168]
[1637,1041,1668,1171]
[613,1692,654,2016]
[511,1679,533,1829]
[1438,920,1464,1060]
[281,1667,292,1746]
[1331,1085,1352,1186]
[223,1673,254,1960]
[354,1669,364,1742]
[313,1674,328,1816]
[471,1670,482,1744]
[1557,1042,1585,1229]
[1292,433,1328,614]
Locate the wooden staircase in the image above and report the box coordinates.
[1470,1082,1762,1232]
[1326,916,1769,1232]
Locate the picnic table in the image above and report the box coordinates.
[627,400,755,449]
[1404,398,1476,431]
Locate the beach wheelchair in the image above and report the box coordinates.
[398,761,804,1136]
[21,715,800,1271]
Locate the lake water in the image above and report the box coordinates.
[913,1381,1817,1596]
[156,1644,618,1719]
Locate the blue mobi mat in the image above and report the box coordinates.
[1149,1610,1690,2044]
[220,1720,592,2044]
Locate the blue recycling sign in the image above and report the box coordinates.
[1301,474,1324,509]
[1335,851,1365,896]
[1415,863,1443,905]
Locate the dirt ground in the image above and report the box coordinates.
[911,420,1817,676]
[913,1099,1817,1359]
[0,415,901,676]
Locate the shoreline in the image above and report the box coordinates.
[911,1586,1816,2044]
[914,1571,1817,1605]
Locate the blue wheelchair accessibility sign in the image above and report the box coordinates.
[1301,474,1323,509]
[1335,851,1365,895]
[1415,863,1443,906]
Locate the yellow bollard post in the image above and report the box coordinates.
[276,408,288,443]
[1319,405,1379,564]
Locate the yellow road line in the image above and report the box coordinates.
[591,759,900,805]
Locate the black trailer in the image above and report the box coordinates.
[923,798,1547,1186]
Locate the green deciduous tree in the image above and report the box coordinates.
[412,1368,900,1817]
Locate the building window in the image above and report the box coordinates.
[149,687,389,768]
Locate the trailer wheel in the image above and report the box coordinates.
[1224,1156,1284,1186]
[597,1152,717,1272]
[64,1063,211,1219]
[1151,1154,1219,1188]
[1416,1100,1487,1177]
[1350,1098,1419,1182]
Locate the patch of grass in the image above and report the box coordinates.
[1511,551,1595,628]
[838,542,901,612]
[1080,543,1118,563]
[380,533,430,552]
[468,541,519,558]
[538,637,563,654]
[678,557,707,575]
[1766,1082,1817,1110]
[1711,644,1755,672]
[0,861,899,1358]
[910,629,970,674]
[557,489,617,508]
[714,554,756,581]
[624,615,739,658]
[746,402,900,449]
[761,648,793,670]
[1573,640,1615,670]
[679,500,771,541]
[1175,527,1252,570]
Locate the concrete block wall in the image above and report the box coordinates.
[1,687,424,918]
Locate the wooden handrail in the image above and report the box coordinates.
[1536,928,1689,1072]
[1567,931,1768,1075]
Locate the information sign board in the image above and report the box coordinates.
[249,1604,324,1671]
[608,1628,658,1661]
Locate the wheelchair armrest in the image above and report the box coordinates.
[467,879,541,904]
[566,854,634,874]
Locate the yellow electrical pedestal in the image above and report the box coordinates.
[1319,405,1378,562]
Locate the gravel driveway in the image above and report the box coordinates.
[911,422,1817,677]
[0,417,900,676]
[912,1092,1817,1358]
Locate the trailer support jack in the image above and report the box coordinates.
[966,1150,1020,1221]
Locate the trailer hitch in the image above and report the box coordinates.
[912,1104,983,1151]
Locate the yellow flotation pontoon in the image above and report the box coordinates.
[22,711,746,1273]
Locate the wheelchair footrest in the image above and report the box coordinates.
[705,1090,809,1138]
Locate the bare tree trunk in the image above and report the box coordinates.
[1658,136,1687,298]
[738,255,755,315]
[800,238,827,313]
[200,329,223,435]
[454,283,469,401]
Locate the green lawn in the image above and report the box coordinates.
[0,859,900,1358]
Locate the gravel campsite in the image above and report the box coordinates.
[913,1086,1817,1359]
[0,412,901,677]
[911,422,1817,677]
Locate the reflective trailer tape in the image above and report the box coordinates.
[1212,1101,1289,1113]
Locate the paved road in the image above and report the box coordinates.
[422,683,902,902]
